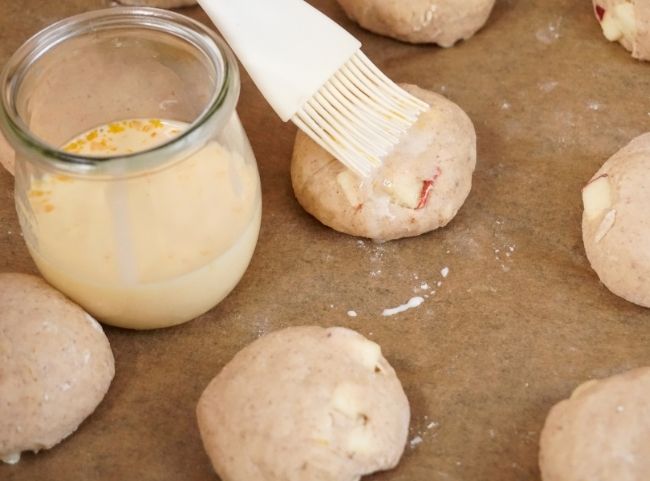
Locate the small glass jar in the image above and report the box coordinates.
[0,7,262,329]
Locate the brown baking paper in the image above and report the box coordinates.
[2,0,650,480]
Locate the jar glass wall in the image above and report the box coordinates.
[0,8,262,329]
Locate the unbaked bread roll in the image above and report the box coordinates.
[582,133,650,307]
[197,326,410,481]
[115,0,196,7]
[291,83,476,242]
[0,274,114,464]
[337,0,496,46]
[539,367,650,480]
[593,0,650,60]
[0,131,14,175]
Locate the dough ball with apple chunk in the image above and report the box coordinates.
[196,326,410,481]
[592,0,650,60]
[0,130,14,175]
[336,0,496,46]
[0,273,114,464]
[115,0,196,7]
[539,367,650,481]
[582,133,650,307]
[291,83,476,242]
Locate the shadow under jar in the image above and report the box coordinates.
[0,7,262,329]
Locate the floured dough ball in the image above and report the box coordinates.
[0,274,115,464]
[582,133,650,307]
[337,0,496,46]
[115,0,196,7]
[539,367,650,480]
[593,0,650,60]
[0,131,14,175]
[291,84,476,242]
[197,326,410,481]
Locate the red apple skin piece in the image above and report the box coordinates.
[416,167,442,210]
[595,4,605,21]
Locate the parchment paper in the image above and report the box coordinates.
[2,1,650,480]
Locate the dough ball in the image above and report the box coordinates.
[582,133,650,307]
[115,0,196,8]
[0,274,115,464]
[336,0,496,46]
[291,83,476,242]
[196,326,410,481]
[0,130,14,175]
[539,367,650,480]
[593,0,650,60]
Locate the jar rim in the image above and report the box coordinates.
[0,7,240,176]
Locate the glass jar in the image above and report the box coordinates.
[0,7,262,329]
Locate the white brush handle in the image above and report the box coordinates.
[198,0,361,121]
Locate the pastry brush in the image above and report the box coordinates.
[197,0,429,177]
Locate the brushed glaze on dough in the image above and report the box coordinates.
[291,84,476,241]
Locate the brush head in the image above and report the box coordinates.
[292,52,429,178]
[197,0,428,177]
